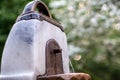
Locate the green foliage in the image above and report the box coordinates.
[0,0,31,60]
[50,0,120,80]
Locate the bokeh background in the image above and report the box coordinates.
[0,0,120,80]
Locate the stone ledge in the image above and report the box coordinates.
[37,73,91,80]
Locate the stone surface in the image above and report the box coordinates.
[37,73,91,80]
[0,19,69,80]
[0,1,91,80]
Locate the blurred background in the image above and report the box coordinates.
[0,0,120,80]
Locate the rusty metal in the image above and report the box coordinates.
[16,0,64,32]
[22,0,51,18]
[16,12,64,32]
[45,39,64,76]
